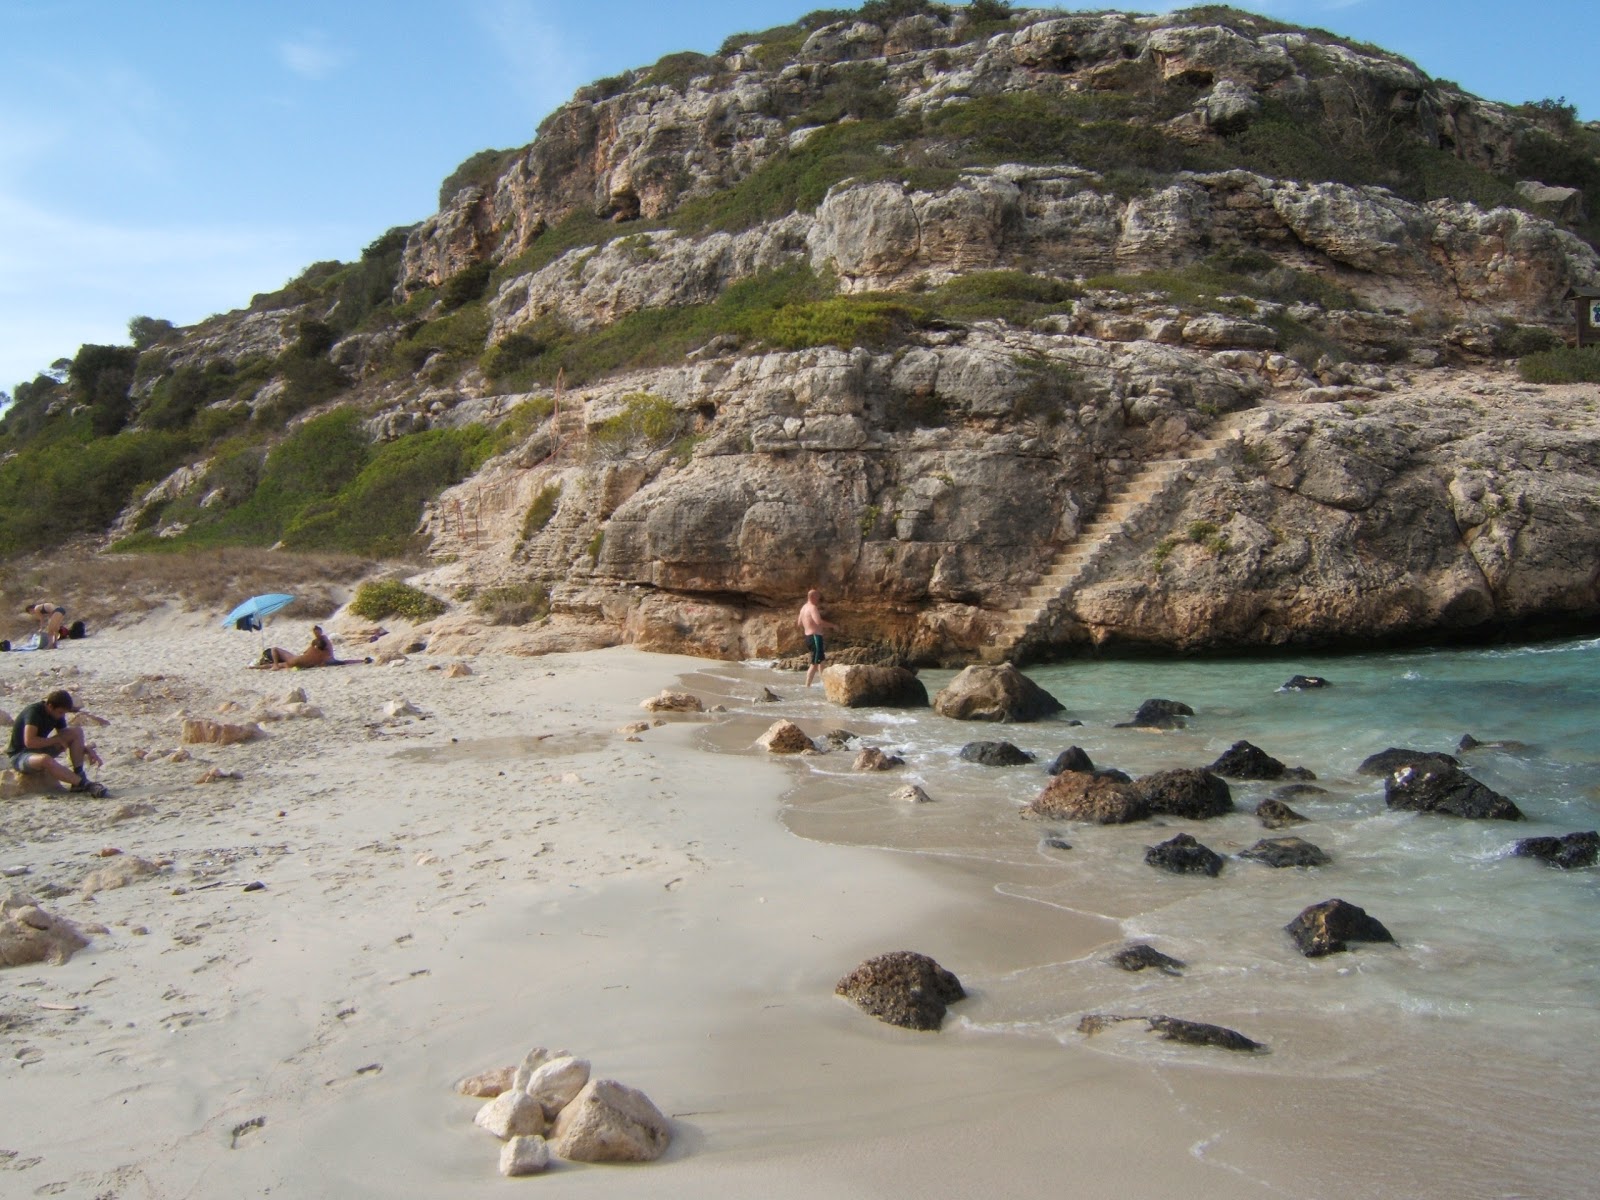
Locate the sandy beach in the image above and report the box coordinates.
[3,608,1593,1199]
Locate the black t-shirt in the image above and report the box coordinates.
[7,701,64,757]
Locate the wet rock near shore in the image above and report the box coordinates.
[1285,898,1394,957]
[1145,832,1225,876]
[1078,1013,1264,1052]
[932,664,1064,723]
[835,950,965,1031]
[958,741,1035,767]
[853,746,904,771]
[1117,698,1194,730]
[822,664,929,709]
[1385,763,1524,820]
[1280,675,1330,690]
[1512,830,1599,869]
[1025,771,1150,824]
[1358,747,1458,776]
[1209,740,1305,780]
[1255,798,1308,827]
[1240,836,1330,868]
[1046,746,1094,775]
[640,690,703,713]
[1109,943,1186,975]
[758,720,816,754]
[1136,768,1234,819]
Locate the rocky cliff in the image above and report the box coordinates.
[65,5,1600,662]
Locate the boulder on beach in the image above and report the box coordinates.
[499,1135,551,1177]
[181,718,264,745]
[894,784,933,804]
[550,1079,672,1162]
[1358,747,1458,776]
[758,720,815,754]
[932,664,1064,723]
[1511,830,1598,869]
[475,1089,547,1139]
[1208,740,1287,780]
[1255,798,1308,828]
[1385,763,1523,820]
[454,1066,516,1098]
[0,769,64,798]
[1117,698,1193,729]
[526,1055,590,1118]
[1,891,89,967]
[853,746,904,771]
[1026,771,1150,824]
[641,690,703,713]
[958,741,1035,767]
[1240,836,1330,868]
[1285,898,1394,957]
[835,950,965,1031]
[1136,768,1233,819]
[1145,832,1225,876]
[1109,943,1186,975]
[1046,746,1094,775]
[823,664,929,709]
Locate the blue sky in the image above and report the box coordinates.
[1,0,1594,395]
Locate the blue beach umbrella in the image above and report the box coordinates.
[222,593,296,632]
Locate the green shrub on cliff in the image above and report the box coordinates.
[1519,346,1600,384]
[349,579,447,622]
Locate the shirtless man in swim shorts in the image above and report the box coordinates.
[798,589,836,687]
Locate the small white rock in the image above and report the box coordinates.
[499,1134,550,1177]
[474,1089,546,1139]
[527,1055,590,1117]
[511,1046,565,1092]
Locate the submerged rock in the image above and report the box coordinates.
[1255,798,1309,827]
[1240,836,1330,868]
[1136,768,1233,819]
[758,720,815,754]
[1145,832,1225,876]
[1078,1013,1263,1052]
[1109,943,1186,975]
[1118,698,1194,729]
[1047,746,1095,775]
[1285,898,1394,957]
[1280,675,1330,690]
[1358,747,1458,776]
[835,950,965,1031]
[1385,763,1523,820]
[1512,830,1599,869]
[853,746,905,771]
[1208,739,1287,779]
[958,740,1035,767]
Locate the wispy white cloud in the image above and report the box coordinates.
[278,33,346,81]
[470,0,590,130]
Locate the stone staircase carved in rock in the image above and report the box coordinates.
[981,410,1260,665]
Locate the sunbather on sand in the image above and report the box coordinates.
[258,625,334,669]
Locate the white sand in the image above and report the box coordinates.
[2,608,1533,1198]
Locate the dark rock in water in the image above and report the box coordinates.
[1281,675,1330,690]
[1148,1016,1265,1052]
[1145,832,1225,876]
[1273,782,1327,800]
[1285,899,1394,957]
[1110,943,1186,975]
[1240,836,1330,868]
[959,740,1036,767]
[758,687,782,703]
[1282,765,1318,781]
[1208,739,1286,780]
[1385,763,1524,820]
[1078,1013,1263,1052]
[823,729,859,748]
[1096,767,1133,783]
[1458,733,1532,754]
[1041,836,1073,852]
[1137,768,1233,819]
[1255,798,1309,828]
[1047,746,1094,776]
[1118,698,1195,729]
[1027,772,1149,824]
[1358,747,1459,776]
[1512,830,1599,869]
[835,950,965,1031]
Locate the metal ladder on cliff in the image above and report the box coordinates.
[980,410,1259,665]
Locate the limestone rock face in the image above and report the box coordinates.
[550,1079,672,1163]
[835,950,965,1031]
[823,665,929,709]
[933,665,1064,722]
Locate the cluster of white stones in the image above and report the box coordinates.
[456,1046,672,1178]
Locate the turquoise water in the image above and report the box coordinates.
[695,636,1600,1193]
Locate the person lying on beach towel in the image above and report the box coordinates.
[253,625,372,669]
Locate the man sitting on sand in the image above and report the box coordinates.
[798,588,836,687]
[24,602,67,649]
[7,689,107,797]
